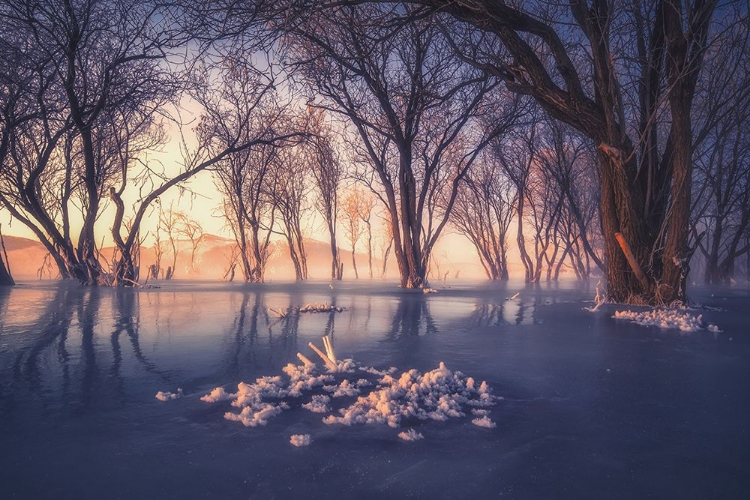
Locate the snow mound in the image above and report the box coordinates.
[155,388,183,401]
[290,434,312,447]
[472,416,496,428]
[322,362,496,428]
[200,387,234,403]
[398,429,424,441]
[201,357,498,442]
[302,395,331,413]
[613,308,720,332]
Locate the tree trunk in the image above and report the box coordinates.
[329,223,343,281]
[0,253,13,286]
[366,221,373,279]
[0,226,14,286]
[516,195,534,282]
[351,241,359,279]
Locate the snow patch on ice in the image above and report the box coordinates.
[471,416,496,428]
[200,356,499,441]
[398,429,424,441]
[290,434,312,447]
[200,386,234,403]
[302,395,331,413]
[323,362,495,428]
[224,402,289,427]
[613,308,720,332]
[155,388,183,401]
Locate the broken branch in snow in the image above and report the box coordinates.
[308,340,338,371]
[322,335,337,364]
[297,353,315,368]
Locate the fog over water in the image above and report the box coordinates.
[1,280,748,499]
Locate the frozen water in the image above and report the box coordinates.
[1,280,749,499]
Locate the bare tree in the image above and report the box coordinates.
[176,211,204,275]
[689,8,750,283]
[149,222,164,280]
[108,45,304,285]
[406,0,719,304]
[306,108,345,281]
[0,0,181,284]
[341,189,365,279]
[158,205,181,280]
[284,5,512,288]
[451,150,516,281]
[271,144,310,281]
[357,191,376,278]
[0,223,13,285]
[535,118,603,279]
[378,217,394,278]
[215,141,279,283]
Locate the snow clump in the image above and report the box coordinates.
[398,429,424,441]
[200,357,498,443]
[471,415,497,428]
[322,362,497,428]
[290,434,312,447]
[613,308,720,332]
[155,388,183,401]
[302,395,331,413]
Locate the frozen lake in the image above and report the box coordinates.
[1,280,748,499]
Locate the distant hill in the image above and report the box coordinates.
[1,233,487,282]
[2,235,53,280]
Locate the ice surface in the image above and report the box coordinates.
[5,281,746,499]
[613,308,720,332]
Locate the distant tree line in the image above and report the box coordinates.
[1,0,748,305]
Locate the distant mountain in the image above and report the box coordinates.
[1,233,486,282]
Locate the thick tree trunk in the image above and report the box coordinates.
[597,147,651,302]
